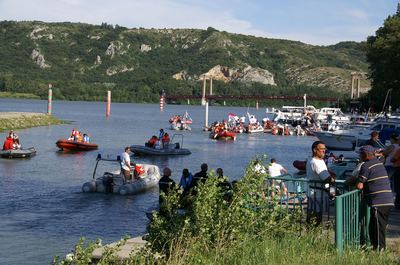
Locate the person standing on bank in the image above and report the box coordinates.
[356,145,394,251]
[121,147,132,182]
[159,167,176,204]
[306,141,336,225]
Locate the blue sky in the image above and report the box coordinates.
[0,0,398,45]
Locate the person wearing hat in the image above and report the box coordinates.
[356,145,394,251]
[365,131,384,149]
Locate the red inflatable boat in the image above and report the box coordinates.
[56,139,98,151]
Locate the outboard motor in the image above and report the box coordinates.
[102,172,114,193]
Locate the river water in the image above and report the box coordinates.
[0,98,316,264]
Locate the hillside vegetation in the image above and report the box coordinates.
[0,21,370,105]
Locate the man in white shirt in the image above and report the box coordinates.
[268,158,288,196]
[121,147,132,182]
[306,141,336,225]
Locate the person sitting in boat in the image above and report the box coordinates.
[161,133,170,148]
[83,133,90,143]
[179,168,193,196]
[11,131,21,149]
[71,128,79,141]
[145,136,158,148]
[2,133,14,150]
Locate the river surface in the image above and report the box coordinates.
[0,98,316,264]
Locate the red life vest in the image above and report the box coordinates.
[3,137,14,150]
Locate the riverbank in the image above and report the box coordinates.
[0,92,40,99]
[0,112,64,132]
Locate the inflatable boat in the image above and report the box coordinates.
[209,131,236,141]
[130,134,191,156]
[56,139,98,151]
[82,155,161,195]
[0,147,36,158]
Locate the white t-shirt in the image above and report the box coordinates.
[268,162,285,177]
[306,157,330,181]
[121,152,130,171]
[306,157,330,213]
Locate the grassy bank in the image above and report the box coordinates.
[0,92,40,99]
[0,112,64,132]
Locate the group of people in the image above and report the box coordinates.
[307,139,397,251]
[2,130,21,150]
[145,129,170,148]
[68,128,90,143]
[158,163,232,206]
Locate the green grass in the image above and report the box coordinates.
[0,91,41,99]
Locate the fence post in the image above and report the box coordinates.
[335,197,344,253]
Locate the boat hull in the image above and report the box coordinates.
[0,147,36,158]
[313,131,357,151]
[82,164,161,195]
[56,139,98,151]
[130,145,191,156]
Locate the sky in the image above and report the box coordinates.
[0,0,398,45]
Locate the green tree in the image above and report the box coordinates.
[366,4,400,110]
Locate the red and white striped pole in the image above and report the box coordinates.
[160,94,164,112]
[106,90,111,118]
[47,84,52,115]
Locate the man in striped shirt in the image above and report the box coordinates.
[356,145,394,251]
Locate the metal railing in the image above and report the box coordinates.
[264,174,369,251]
[335,189,370,252]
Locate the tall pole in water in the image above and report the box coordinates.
[47,84,52,115]
[256,100,259,110]
[202,76,206,106]
[160,91,165,112]
[303,93,307,111]
[106,90,111,118]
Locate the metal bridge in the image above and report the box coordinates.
[165,94,338,102]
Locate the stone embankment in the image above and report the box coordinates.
[0,112,64,132]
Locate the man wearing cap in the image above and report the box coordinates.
[306,141,336,225]
[356,145,394,251]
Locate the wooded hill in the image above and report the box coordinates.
[0,21,370,106]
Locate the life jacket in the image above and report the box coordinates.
[149,137,158,146]
[162,134,170,143]
[135,165,145,176]
[3,137,14,150]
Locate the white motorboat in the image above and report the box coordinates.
[313,116,400,151]
[82,155,161,195]
[314,107,350,123]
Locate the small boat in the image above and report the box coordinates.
[209,131,236,141]
[170,122,191,131]
[0,147,36,158]
[56,139,98,151]
[130,134,191,156]
[82,155,161,195]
